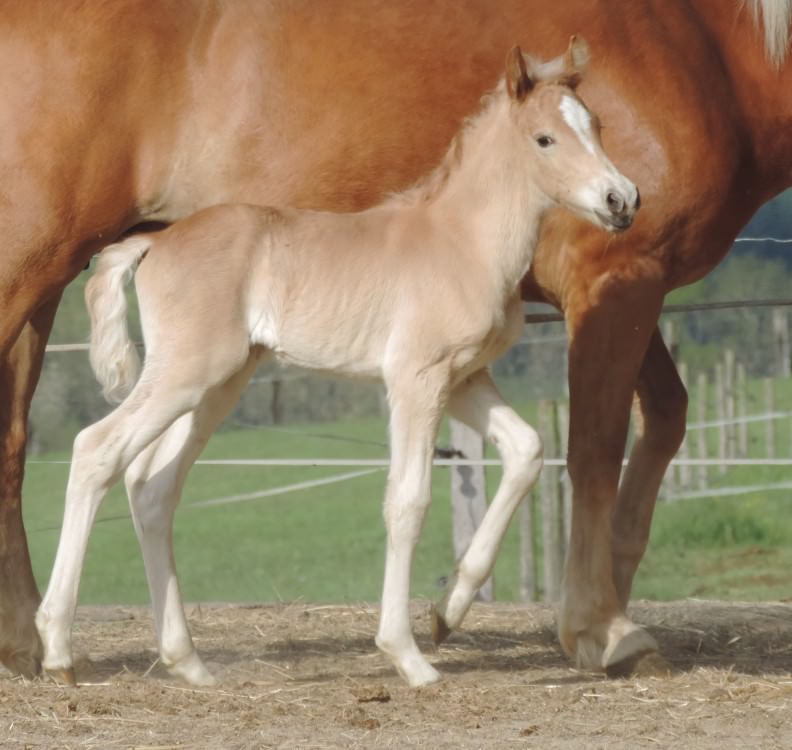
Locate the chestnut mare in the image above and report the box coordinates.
[36,43,639,687]
[1,0,791,679]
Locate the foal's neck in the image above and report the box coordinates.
[428,93,549,297]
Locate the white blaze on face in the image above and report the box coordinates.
[560,95,596,155]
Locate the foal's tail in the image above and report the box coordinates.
[85,235,152,404]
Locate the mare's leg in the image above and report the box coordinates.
[124,355,262,686]
[35,364,231,682]
[611,328,687,606]
[375,369,447,687]
[433,369,543,640]
[0,296,61,676]
[558,287,664,674]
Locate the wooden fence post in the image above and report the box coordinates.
[677,362,691,490]
[764,378,776,458]
[270,379,283,424]
[736,362,748,457]
[773,308,791,378]
[715,362,727,476]
[449,418,493,601]
[538,400,564,601]
[556,399,571,546]
[519,495,537,601]
[696,372,709,491]
[724,348,736,461]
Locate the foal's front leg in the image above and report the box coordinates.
[433,369,543,640]
[375,375,446,687]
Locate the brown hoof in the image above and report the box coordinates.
[46,666,78,686]
[430,606,451,645]
[605,649,670,679]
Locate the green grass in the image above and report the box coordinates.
[23,396,792,607]
[24,415,465,605]
[633,491,792,601]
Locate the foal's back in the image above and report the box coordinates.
[136,197,516,382]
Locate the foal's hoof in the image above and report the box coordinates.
[166,651,217,687]
[45,666,77,686]
[430,605,451,645]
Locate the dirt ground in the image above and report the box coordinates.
[2,600,791,750]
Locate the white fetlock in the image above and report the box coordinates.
[395,654,442,688]
[166,650,217,686]
[35,608,74,679]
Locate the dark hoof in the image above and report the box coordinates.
[605,649,670,679]
[430,606,451,645]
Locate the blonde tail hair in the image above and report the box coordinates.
[85,236,151,403]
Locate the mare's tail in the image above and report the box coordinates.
[85,235,152,404]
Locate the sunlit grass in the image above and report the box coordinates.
[24,401,792,606]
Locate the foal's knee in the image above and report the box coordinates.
[503,422,543,485]
[71,425,105,472]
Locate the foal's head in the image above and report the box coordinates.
[506,37,639,232]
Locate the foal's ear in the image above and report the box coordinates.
[561,35,590,88]
[506,45,534,102]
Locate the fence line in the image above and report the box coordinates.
[734,236,792,243]
[27,456,792,468]
[668,480,792,502]
[686,410,792,430]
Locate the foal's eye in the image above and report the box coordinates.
[536,135,555,148]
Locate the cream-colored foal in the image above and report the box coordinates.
[37,39,638,688]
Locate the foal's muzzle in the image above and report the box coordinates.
[597,186,640,232]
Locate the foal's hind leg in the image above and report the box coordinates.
[36,372,224,681]
[124,355,262,686]
[433,369,543,642]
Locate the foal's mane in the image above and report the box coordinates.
[383,85,504,208]
[387,56,572,209]
[746,0,792,65]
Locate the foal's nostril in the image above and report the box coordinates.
[607,191,626,215]
[634,188,641,211]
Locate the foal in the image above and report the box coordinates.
[36,39,638,688]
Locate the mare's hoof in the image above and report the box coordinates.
[430,606,451,645]
[606,649,671,679]
[602,625,660,678]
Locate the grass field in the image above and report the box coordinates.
[22,396,792,608]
